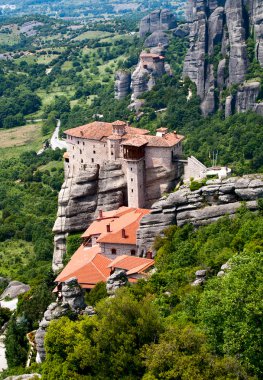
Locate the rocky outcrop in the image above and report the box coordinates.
[35,278,86,362]
[252,0,263,67]
[139,9,177,38]
[114,70,131,100]
[183,0,263,116]
[137,174,263,254]
[235,81,261,113]
[52,163,127,271]
[225,0,248,85]
[191,269,207,286]
[106,270,128,295]
[173,23,190,38]
[131,51,168,101]
[224,81,261,116]
[1,281,30,300]
[144,31,169,48]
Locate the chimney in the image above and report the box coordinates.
[156,127,168,137]
[106,224,111,233]
[112,120,126,136]
[173,131,177,137]
[146,251,153,259]
[122,228,126,238]
[98,210,103,219]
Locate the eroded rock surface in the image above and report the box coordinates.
[137,175,263,254]
[35,278,85,362]
[139,9,176,38]
[52,162,127,271]
[1,281,30,300]
[183,0,263,116]
[114,70,131,100]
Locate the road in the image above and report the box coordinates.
[50,119,67,150]
[37,119,67,155]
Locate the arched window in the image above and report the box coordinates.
[131,250,136,256]
[111,248,116,255]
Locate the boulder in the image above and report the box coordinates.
[106,270,128,295]
[1,281,30,300]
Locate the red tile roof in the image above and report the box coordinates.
[122,133,184,148]
[64,121,149,141]
[140,53,164,60]
[55,245,112,288]
[108,255,154,274]
[82,207,150,245]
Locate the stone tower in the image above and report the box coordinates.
[122,141,146,208]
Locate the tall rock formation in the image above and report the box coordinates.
[52,162,127,271]
[139,9,177,38]
[114,71,131,100]
[183,0,263,116]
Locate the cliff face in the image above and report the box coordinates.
[52,163,127,271]
[137,174,263,254]
[139,9,177,38]
[184,0,263,116]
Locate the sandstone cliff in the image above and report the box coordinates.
[52,162,127,271]
[114,70,131,100]
[137,174,263,254]
[139,9,177,38]
[183,0,263,116]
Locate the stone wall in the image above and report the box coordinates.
[137,174,263,254]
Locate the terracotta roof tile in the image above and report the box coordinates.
[55,245,112,288]
[82,207,150,245]
[64,121,149,141]
[108,255,154,274]
[122,133,184,148]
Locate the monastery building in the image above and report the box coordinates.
[64,120,184,208]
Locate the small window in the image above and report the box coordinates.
[111,248,116,255]
[93,150,96,154]
[131,250,136,256]
[81,159,83,163]
[111,144,114,148]
[131,168,133,171]
[131,189,133,193]
[73,146,74,150]
[83,142,85,146]
[111,152,114,156]
[80,149,82,154]
[77,141,79,144]
[131,178,133,182]
[91,158,94,163]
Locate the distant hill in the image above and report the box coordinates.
[0,0,187,19]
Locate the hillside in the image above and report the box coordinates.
[0,0,187,19]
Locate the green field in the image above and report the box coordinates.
[0,123,45,160]
[73,30,113,41]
